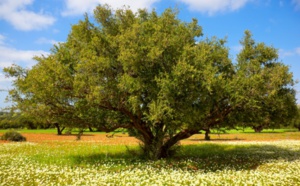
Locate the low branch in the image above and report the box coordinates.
[162,129,198,150]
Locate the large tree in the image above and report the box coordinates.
[233,31,297,132]
[4,5,297,159]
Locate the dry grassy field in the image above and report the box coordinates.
[1,131,299,145]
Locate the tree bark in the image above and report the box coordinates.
[54,123,65,135]
[204,129,211,141]
[253,125,264,133]
[141,129,198,160]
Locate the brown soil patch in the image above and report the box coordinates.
[185,132,300,143]
[1,132,299,145]
[23,133,139,145]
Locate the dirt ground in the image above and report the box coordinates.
[1,132,300,145]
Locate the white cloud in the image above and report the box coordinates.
[292,0,300,10]
[52,29,60,34]
[178,0,251,15]
[296,47,300,55]
[232,45,243,53]
[0,34,5,45]
[0,73,12,82]
[0,35,49,107]
[36,37,60,45]
[0,36,49,68]
[0,72,14,108]
[0,72,14,90]
[0,45,49,68]
[280,50,294,58]
[0,36,49,106]
[279,47,300,58]
[0,0,55,31]
[62,0,160,16]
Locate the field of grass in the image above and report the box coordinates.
[0,130,300,185]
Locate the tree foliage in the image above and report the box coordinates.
[233,31,297,132]
[0,111,41,129]
[291,106,300,131]
[3,5,297,159]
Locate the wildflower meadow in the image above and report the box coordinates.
[1,135,300,185]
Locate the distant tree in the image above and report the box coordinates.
[291,106,300,131]
[230,30,298,133]
[0,110,41,129]
[4,6,297,159]
[3,45,85,135]
[0,112,17,129]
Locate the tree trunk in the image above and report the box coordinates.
[54,123,65,135]
[76,129,84,140]
[88,126,93,132]
[140,129,198,160]
[204,129,211,141]
[253,125,263,133]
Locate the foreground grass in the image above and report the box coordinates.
[1,140,300,185]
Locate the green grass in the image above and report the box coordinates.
[1,140,300,185]
[1,141,298,169]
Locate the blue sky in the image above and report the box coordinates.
[0,0,300,109]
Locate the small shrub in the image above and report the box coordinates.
[0,130,26,142]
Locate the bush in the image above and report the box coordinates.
[0,120,23,129]
[0,130,26,142]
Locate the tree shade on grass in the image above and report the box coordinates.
[3,5,297,159]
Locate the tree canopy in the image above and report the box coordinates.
[4,5,297,159]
